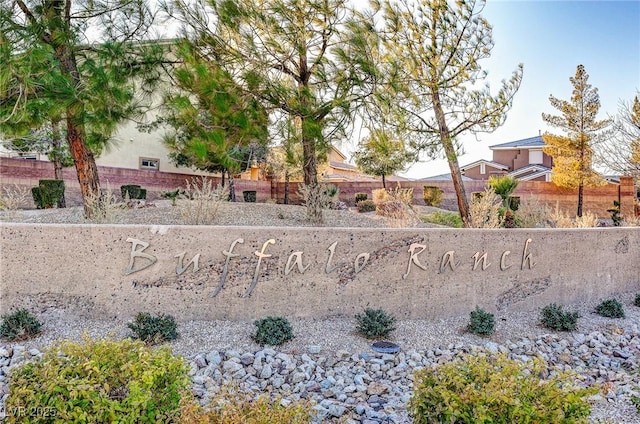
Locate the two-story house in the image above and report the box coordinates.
[460,135,553,181]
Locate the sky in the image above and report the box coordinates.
[345,0,640,180]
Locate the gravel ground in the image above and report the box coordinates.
[2,201,640,423]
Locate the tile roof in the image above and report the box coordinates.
[489,135,545,149]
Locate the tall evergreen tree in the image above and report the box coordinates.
[162,41,268,201]
[542,64,610,217]
[0,0,161,216]
[165,0,377,221]
[372,0,522,226]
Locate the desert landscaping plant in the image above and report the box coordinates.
[540,303,580,331]
[355,192,368,204]
[356,199,376,213]
[0,309,42,341]
[514,198,551,228]
[421,211,464,228]
[128,312,178,344]
[468,188,503,228]
[488,175,519,210]
[31,179,65,209]
[179,387,312,424]
[0,184,30,211]
[409,354,596,424]
[595,299,625,318]
[85,181,124,224]
[179,176,229,225]
[355,308,397,340]
[467,307,495,335]
[252,316,295,346]
[4,337,189,424]
[422,186,444,206]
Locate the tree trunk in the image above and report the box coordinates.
[284,169,290,205]
[50,121,66,208]
[228,170,236,202]
[66,116,100,217]
[431,89,470,226]
[382,174,386,189]
[577,183,584,217]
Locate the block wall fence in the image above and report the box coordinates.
[1,224,638,321]
[1,157,637,217]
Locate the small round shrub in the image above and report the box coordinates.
[421,211,463,228]
[355,308,396,339]
[5,337,189,424]
[0,309,42,341]
[409,354,596,424]
[634,293,640,307]
[595,298,625,318]
[253,316,294,346]
[422,186,443,206]
[356,199,376,213]
[180,387,312,424]
[128,312,178,344]
[467,307,495,335]
[355,192,368,204]
[540,303,580,331]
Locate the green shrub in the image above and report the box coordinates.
[632,393,640,414]
[467,307,495,335]
[635,293,640,307]
[356,199,376,212]
[242,190,257,203]
[540,303,580,331]
[409,354,596,424]
[180,387,312,424]
[0,309,42,341]
[5,337,189,424]
[421,211,464,228]
[607,200,622,226]
[128,312,178,344]
[252,316,294,346]
[355,192,368,204]
[121,184,147,200]
[355,308,396,339]
[488,175,519,209]
[595,299,625,318]
[422,186,444,206]
[31,179,65,208]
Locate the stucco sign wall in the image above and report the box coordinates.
[1,224,638,321]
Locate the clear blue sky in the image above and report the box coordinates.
[379,0,640,179]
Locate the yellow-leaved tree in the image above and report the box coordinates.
[542,65,610,217]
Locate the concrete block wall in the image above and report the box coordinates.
[1,224,638,322]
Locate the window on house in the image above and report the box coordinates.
[529,149,543,165]
[480,163,486,175]
[139,158,159,170]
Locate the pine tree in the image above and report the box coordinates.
[373,0,522,227]
[353,128,416,188]
[0,0,161,217]
[542,65,610,216]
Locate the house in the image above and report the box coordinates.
[460,135,553,181]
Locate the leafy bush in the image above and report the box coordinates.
[121,184,147,200]
[423,186,444,206]
[180,388,312,424]
[540,303,580,331]
[5,337,189,424]
[421,211,463,228]
[409,354,596,424]
[355,308,396,339]
[0,309,42,341]
[635,293,640,307]
[467,307,495,335]
[595,299,625,318]
[355,192,368,204]
[607,200,622,226]
[242,190,257,203]
[31,179,65,209]
[252,316,294,346]
[356,199,376,213]
[128,312,178,344]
